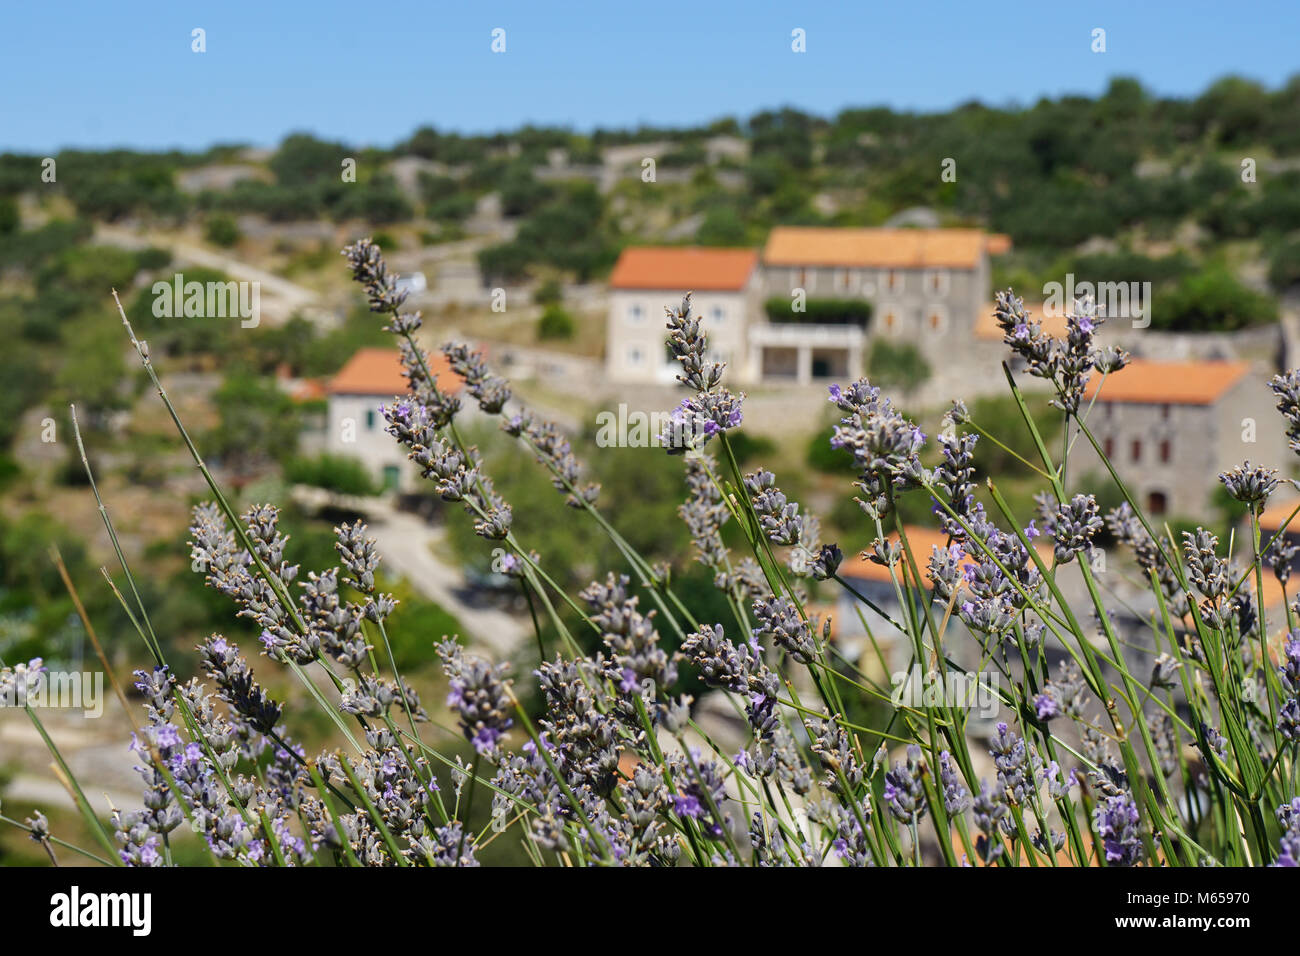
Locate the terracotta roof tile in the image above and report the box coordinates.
[1082,359,1251,406]
[328,347,463,396]
[289,378,328,402]
[840,526,1052,586]
[973,301,1070,340]
[1258,496,1300,532]
[763,227,997,269]
[986,233,1013,256]
[608,246,758,291]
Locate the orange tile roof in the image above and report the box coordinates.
[608,246,758,291]
[842,525,1053,585]
[1259,497,1300,532]
[289,378,328,402]
[617,752,641,779]
[763,227,996,269]
[1082,359,1251,406]
[1258,573,1288,615]
[986,233,1013,256]
[805,602,840,641]
[328,347,463,396]
[973,301,1070,340]
[843,526,962,585]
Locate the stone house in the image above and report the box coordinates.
[604,228,1009,387]
[1075,359,1285,518]
[756,227,1010,378]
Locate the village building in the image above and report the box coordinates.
[326,347,462,492]
[1076,359,1284,518]
[604,227,1009,387]
[757,227,1010,380]
[606,246,761,385]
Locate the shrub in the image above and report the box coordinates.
[764,296,873,326]
[427,193,476,222]
[536,303,576,340]
[0,195,17,235]
[866,339,931,394]
[532,277,563,305]
[203,213,241,248]
[725,430,777,464]
[478,240,532,284]
[283,453,381,496]
[134,246,173,271]
[1269,238,1300,292]
[806,419,856,474]
[1151,266,1277,331]
[695,206,747,246]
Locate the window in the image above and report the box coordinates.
[837,269,854,292]
[710,306,725,323]
[886,270,902,294]
[366,409,376,431]
[926,305,947,333]
[1103,437,1114,458]
[382,465,400,491]
[926,270,950,296]
[1159,440,1171,463]
[627,303,644,322]
[1131,439,1142,462]
[1160,403,1171,420]
[883,309,899,334]
[627,346,643,365]
[1147,491,1168,515]
[795,268,808,289]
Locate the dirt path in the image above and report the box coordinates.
[289,488,529,660]
[94,223,322,323]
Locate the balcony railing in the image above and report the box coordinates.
[748,322,866,347]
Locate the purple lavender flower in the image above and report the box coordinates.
[939,751,970,814]
[1033,692,1060,721]
[1218,460,1279,509]
[436,639,513,758]
[1046,494,1102,564]
[1274,798,1300,867]
[884,746,927,824]
[1093,792,1143,866]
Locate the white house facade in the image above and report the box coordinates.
[606,247,761,385]
[325,347,463,493]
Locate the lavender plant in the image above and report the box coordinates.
[12,257,1300,868]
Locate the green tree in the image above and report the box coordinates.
[55,316,128,427]
[204,213,241,247]
[1269,239,1300,292]
[0,196,17,235]
[270,133,350,185]
[207,369,300,477]
[499,164,555,217]
[866,340,931,395]
[1153,267,1278,331]
[37,244,141,295]
[696,206,747,245]
[478,241,533,284]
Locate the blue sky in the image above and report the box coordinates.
[3,0,1298,152]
